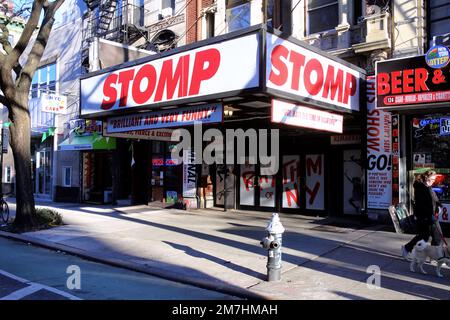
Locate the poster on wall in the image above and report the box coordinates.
[343,150,363,215]
[182,150,197,198]
[282,156,300,209]
[367,76,392,209]
[259,173,276,208]
[305,154,325,210]
[438,204,449,223]
[391,114,400,206]
[240,163,255,206]
[215,165,226,205]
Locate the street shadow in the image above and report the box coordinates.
[15,204,450,300]
[163,241,266,280]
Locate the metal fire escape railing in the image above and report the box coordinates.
[81,0,148,72]
[97,0,118,37]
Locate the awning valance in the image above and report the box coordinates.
[58,135,116,151]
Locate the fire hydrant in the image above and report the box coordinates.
[260,213,285,282]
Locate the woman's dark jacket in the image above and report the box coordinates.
[413,180,440,224]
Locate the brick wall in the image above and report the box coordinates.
[186,0,216,44]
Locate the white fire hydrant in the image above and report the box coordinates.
[260,213,285,281]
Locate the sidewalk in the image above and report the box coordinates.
[1,200,449,300]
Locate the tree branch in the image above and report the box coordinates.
[5,0,45,71]
[0,93,8,106]
[18,1,64,92]
[0,23,13,55]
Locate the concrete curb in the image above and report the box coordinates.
[0,230,274,300]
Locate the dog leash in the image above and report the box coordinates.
[434,221,448,247]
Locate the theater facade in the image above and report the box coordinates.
[80,26,367,216]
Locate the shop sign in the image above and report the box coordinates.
[376,54,450,109]
[305,154,324,210]
[105,103,223,133]
[440,117,450,136]
[152,158,179,166]
[271,99,343,133]
[425,45,450,69]
[366,76,392,210]
[39,93,67,114]
[183,150,197,198]
[102,123,176,141]
[81,34,260,116]
[266,33,361,112]
[330,134,361,145]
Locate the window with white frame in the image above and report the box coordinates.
[4,166,11,183]
[226,0,251,33]
[30,63,57,99]
[307,0,339,34]
[63,166,72,187]
[205,11,215,38]
[161,0,175,18]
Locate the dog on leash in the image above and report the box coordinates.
[409,240,450,277]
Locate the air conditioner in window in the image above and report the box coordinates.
[160,7,173,19]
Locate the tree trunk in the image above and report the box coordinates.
[9,103,37,232]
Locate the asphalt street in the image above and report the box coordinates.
[0,237,237,300]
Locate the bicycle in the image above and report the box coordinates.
[0,196,9,224]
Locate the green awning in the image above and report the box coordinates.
[58,135,116,151]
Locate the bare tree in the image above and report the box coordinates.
[0,0,65,231]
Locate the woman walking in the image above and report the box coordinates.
[402,170,442,258]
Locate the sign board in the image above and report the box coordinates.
[271,99,343,133]
[102,123,176,141]
[366,76,392,209]
[330,134,361,145]
[376,54,450,109]
[266,33,361,112]
[105,103,223,133]
[183,150,197,198]
[440,117,450,136]
[81,34,260,116]
[39,93,67,114]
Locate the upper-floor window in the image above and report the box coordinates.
[428,0,450,46]
[205,11,215,38]
[226,0,251,33]
[307,0,339,34]
[267,0,281,29]
[31,63,57,99]
[161,0,175,18]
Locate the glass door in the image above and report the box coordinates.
[35,150,52,197]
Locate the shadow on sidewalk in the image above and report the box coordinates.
[13,204,450,300]
[163,241,266,280]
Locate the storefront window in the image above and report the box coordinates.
[412,114,450,203]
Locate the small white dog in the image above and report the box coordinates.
[409,240,450,277]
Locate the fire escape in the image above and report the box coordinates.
[81,0,149,72]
